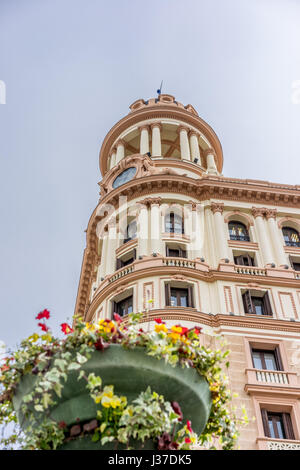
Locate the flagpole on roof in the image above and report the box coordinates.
[157,80,163,98]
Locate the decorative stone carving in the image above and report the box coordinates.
[251,207,266,218]
[210,202,224,214]
[265,209,277,219]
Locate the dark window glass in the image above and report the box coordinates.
[252,350,278,370]
[252,297,264,315]
[170,288,188,307]
[234,254,255,266]
[261,410,295,440]
[112,167,136,189]
[242,291,272,316]
[267,414,286,439]
[282,227,300,247]
[114,296,133,317]
[165,212,184,234]
[166,246,187,258]
[124,220,137,244]
[293,263,300,271]
[228,221,250,241]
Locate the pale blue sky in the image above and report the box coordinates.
[0,0,300,351]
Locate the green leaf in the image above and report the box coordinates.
[92,432,100,442]
[76,352,88,364]
[68,363,81,371]
[34,405,44,412]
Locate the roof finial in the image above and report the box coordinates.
[157,80,163,98]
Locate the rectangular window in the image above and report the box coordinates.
[251,347,283,371]
[113,295,133,317]
[165,284,194,308]
[261,410,295,440]
[166,246,187,258]
[234,254,255,266]
[242,290,272,316]
[116,249,136,270]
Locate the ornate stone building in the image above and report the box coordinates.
[75,94,300,450]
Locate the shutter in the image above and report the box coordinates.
[246,255,254,266]
[274,346,284,371]
[116,258,122,270]
[188,286,194,308]
[182,216,185,234]
[242,291,254,314]
[133,249,137,260]
[165,283,171,306]
[181,248,187,258]
[289,255,294,269]
[282,413,295,440]
[166,246,170,257]
[261,409,270,437]
[235,255,245,266]
[262,292,272,316]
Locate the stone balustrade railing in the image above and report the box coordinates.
[162,258,196,269]
[108,265,134,283]
[234,265,267,276]
[255,369,289,385]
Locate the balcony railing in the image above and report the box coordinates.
[285,241,300,248]
[163,258,196,269]
[229,234,250,242]
[255,369,289,385]
[234,265,267,276]
[108,265,134,283]
[257,437,300,450]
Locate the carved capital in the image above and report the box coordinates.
[265,209,277,219]
[115,138,125,147]
[211,202,224,214]
[138,124,150,133]
[150,122,162,131]
[188,130,199,139]
[177,125,190,135]
[251,207,266,218]
[139,197,162,207]
[203,148,216,158]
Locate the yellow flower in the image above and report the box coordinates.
[155,324,168,333]
[110,396,121,408]
[190,436,196,444]
[101,396,112,408]
[41,334,52,343]
[102,385,114,398]
[27,333,39,343]
[94,396,102,404]
[171,325,183,334]
[168,333,181,342]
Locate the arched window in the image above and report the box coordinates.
[282,227,300,247]
[124,220,137,244]
[165,212,184,234]
[228,221,250,241]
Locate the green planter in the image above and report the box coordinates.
[13,345,211,450]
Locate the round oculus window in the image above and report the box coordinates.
[112,167,136,189]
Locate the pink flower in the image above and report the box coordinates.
[113,313,122,323]
[185,437,191,444]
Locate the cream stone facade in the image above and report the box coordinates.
[75,94,300,450]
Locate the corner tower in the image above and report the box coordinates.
[75,94,300,450]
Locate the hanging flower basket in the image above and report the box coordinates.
[0,310,248,450]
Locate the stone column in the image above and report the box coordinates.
[115,139,125,164]
[211,203,229,261]
[150,198,162,255]
[109,147,117,169]
[98,228,109,280]
[205,148,218,174]
[137,202,149,257]
[139,125,150,154]
[266,209,288,268]
[151,123,162,157]
[178,125,191,161]
[252,207,274,267]
[190,202,204,259]
[105,224,118,275]
[189,131,201,164]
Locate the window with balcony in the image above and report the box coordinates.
[165,212,184,234]
[289,256,300,271]
[282,227,300,247]
[116,249,136,270]
[251,348,283,371]
[166,245,187,258]
[112,295,133,317]
[165,283,194,308]
[261,410,295,440]
[242,290,273,316]
[124,220,137,244]
[234,253,255,266]
[228,221,250,242]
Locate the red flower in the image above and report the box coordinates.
[185,437,191,444]
[38,323,49,332]
[113,313,122,323]
[94,338,109,351]
[171,401,183,421]
[194,327,201,335]
[155,318,164,324]
[0,364,10,372]
[139,328,144,333]
[58,421,66,429]
[36,309,50,320]
[186,420,193,433]
[61,323,73,335]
